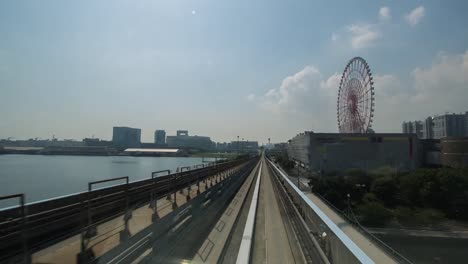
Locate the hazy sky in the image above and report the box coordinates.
[1,0,468,143]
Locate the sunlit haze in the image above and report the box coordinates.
[1,0,468,142]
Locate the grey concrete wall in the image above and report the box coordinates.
[287,133,310,168]
[288,133,420,173]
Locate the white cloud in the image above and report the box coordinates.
[261,65,321,113]
[347,24,381,49]
[333,7,389,50]
[257,66,340,131]
[331,33,339,42]
[246,94,256,101]
[411,51,468,104]
[405,6,425,26]
[379,6,391,21]
[374,74,404,97]
[320,73,341,96]
[250,50,468,134]
[374,51,468,131]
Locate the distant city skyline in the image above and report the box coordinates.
[1,1,468,143]
[0,127,260,144]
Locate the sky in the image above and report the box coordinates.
[1,0,468,143]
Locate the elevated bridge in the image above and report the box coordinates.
[0,155,410,264]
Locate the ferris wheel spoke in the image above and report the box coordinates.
[361,87,373,97]
[338,106,347,111]
[338,109,348,121]
[363,75,373,88]
[357,98,371,104]
[354,110,365,132]
[340,107,350,122]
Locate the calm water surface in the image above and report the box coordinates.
[0,154,214,207]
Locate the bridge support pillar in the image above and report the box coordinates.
[151,199,160,222]
[77,249,95,264]
[149,198,156,209]
[152,212,160,222]
[120,211,132,242]
[119,229,131,242]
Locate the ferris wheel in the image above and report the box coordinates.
[337,57,375,133]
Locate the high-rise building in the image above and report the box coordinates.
[112,126,141,150]
[402,122,412,134]
[432,113,466,139]
[406,112,468,139]
[154,130,166,144]
[422,117,434,139]
[465,111,468,136]
[401,121,423,138]
[412,121,423,138]
[230,140,259,153]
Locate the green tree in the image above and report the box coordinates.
[356,201,392,227]
[435,168,468,219]
[362,192,379,203]
[371,176,398,207]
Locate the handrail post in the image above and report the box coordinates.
[122,177,131,242]
[172,173,178,210]
[150,170,170,222]
[84,177,130,248]
[0,194,30,264]
[78,194,94,264]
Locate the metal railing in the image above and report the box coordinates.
[271,159,412,264]
[267,158,374,264]
[270,158,412,263]
[267,161,330,263]
[312,192,413,264]
[96,157,259,264]
[0,157,254,263]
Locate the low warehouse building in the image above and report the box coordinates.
[440,137,468,168]
[123,148,187,157]
[287,132,420,173]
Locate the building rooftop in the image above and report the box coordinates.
[124,148,179,153]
